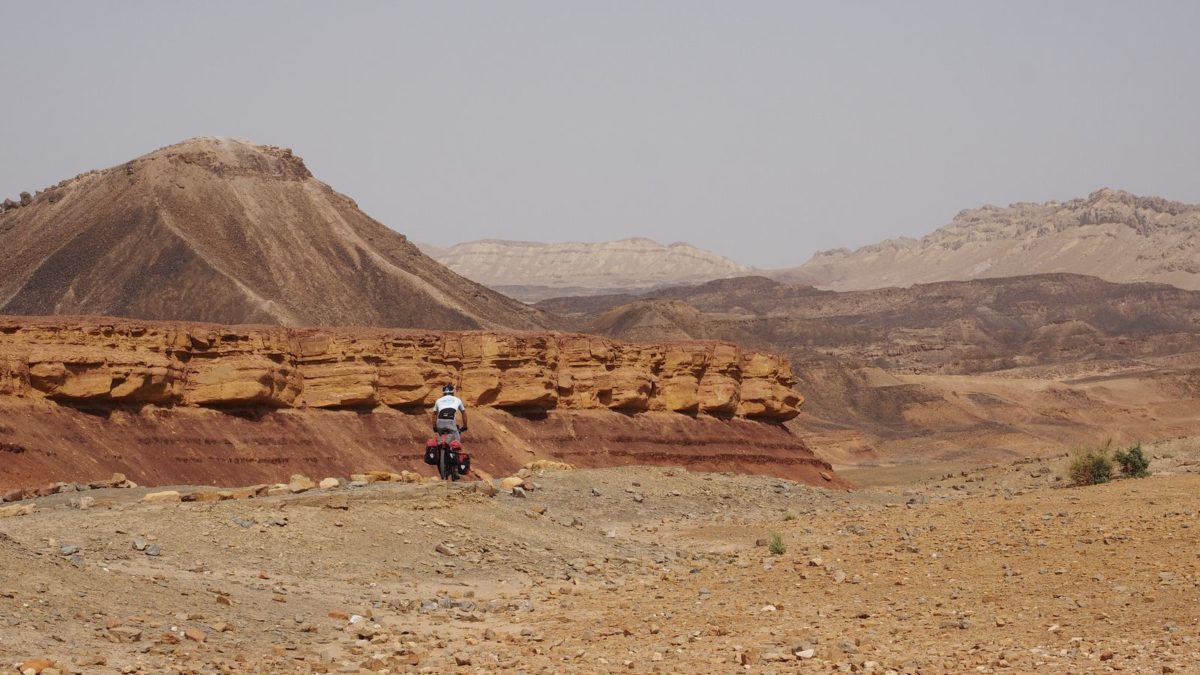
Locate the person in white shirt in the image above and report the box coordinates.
[432,384,468,443]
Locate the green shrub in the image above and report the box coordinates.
[1114,443,1150,478]
[1068,448,1113,486]
[783,511,798,522]
[768,533,786,555]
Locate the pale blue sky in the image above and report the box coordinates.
[2,1,1197,267]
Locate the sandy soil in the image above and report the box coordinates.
[2,441,1198,674]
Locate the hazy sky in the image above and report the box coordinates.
[2,2,1197,268]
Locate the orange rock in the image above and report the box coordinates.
[0,317,803,419]
[17,658,55,673]
[142,490,181,504]
[190,491,223,502]
[185,354,299,407]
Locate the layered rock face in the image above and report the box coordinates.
[779,189,1200,291]
[422,238,750,301]
[0,316,830,489]
[0,317,800,419]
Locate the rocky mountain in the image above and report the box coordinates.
[421,238,749,301]
[541,274,1200,463]
[779,189,1200,291]
[0,138,548,330]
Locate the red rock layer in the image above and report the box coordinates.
[0,316,839,489]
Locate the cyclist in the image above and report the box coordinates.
[432,384,467,442]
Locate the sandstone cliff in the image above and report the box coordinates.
[0,317,800,418]
[0,137,548,330]
[778,189,1200,291]
[0,316,832,489]
[422,238,749,301]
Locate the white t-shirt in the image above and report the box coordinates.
[434,395,465,421]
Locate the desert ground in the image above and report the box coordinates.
[2,440,1198,674]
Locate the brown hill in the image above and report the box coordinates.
[542,274,1200,464]
[778,189,1200,291]
[0,138,548,330]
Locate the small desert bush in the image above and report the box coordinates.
[1068,447,1114,486]
[1113,443,1150,478]
[783,511,798,522]
[768,533,786,555]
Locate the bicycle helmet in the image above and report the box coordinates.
[443,384,455,395]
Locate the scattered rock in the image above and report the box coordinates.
[17,659,55,674]
[0,504,35,518]
[288,474,316,493]
[142,490,181,504]
[524,459,575,471]
[319,477,340,490]
[1,488,25,503]
[107,626,143,643]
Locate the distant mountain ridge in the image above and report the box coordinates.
[420,238,749,301]
[778,189,1200,291]
[0,137,548,330]
[538,273,1200,464]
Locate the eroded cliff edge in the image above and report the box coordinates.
[0,316,841,489]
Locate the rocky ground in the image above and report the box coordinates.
[2,440,1198,674]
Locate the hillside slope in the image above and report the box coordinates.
[0,138,548,329]
[780,189,1200,291]
[542,274,1200,464]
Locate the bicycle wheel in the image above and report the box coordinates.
[438,444,450,480]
